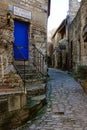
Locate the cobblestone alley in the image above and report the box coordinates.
[20,68,87,130]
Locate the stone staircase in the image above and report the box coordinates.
[15,65,47,116]
[16,65,46,85]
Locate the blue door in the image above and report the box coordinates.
[14,20,29,60]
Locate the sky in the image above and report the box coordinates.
[48,0,69,32]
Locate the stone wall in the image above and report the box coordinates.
[69,9,81,71]
[69,0,87,71]
[8,93,26,111]
[80,0,87,65]
[0,5,23,88]
[0,0,49,87]
[0,108,29,130]
[69,0,81,22]
[0,99,8,113]
[6,0,48,53]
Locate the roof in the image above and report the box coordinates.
[52,19,66,39]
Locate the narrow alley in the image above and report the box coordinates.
[19,68,87,130]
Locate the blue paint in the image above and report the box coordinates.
[14,20,29,60]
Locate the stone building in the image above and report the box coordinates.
[69,0,80,22]
[51,19,68,70]
[51,0,87,72]
[0,0,50,88]
[68,0,87,71]
[0,1,50,128]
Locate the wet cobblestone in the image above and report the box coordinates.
[21,69,87,130]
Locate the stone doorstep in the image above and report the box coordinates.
[27,95,46,108]
[27,89,46,97]
[26,84,46,91]
[31,95,46,101]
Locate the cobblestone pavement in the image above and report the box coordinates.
[22,68,87,130]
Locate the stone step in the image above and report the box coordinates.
[20,73,39,79]
[15,65,45,80]
[27,84,46,97]
[19,72,44,80]
[17,67,36,71]
[15,64,47,82]
[25,77,47,85]
[16,65,35,69]
[16,65,36,71]
[27,95,46,109]
[25,77,46,82]
[16,69,37,74]
[15,65,37,74]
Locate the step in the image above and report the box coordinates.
[15,65,36,73]
[25,77,46,82]
[16,68,37,74]
[25,77,47,85]
[16,69,43,79]
[27,84,46,97]
[16,65,36,71]
[26,95,47,120]
[26,83,46,90]
[20,73,38,79]
[27,95,46,109]
[16,65,34,69]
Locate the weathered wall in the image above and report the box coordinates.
[8,93,26,111]
[0,4,23,87]
[52,32,61,68]
[0,0,49,87]
[69,0,81,22]
[6,0,48,52]
[8,95,21,111]
[69,0,87,71]
[69,9,81,71]
[80,0,87,65]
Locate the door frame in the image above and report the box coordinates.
[13,19,30,61]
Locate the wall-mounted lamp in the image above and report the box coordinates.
[7,12,11,25]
